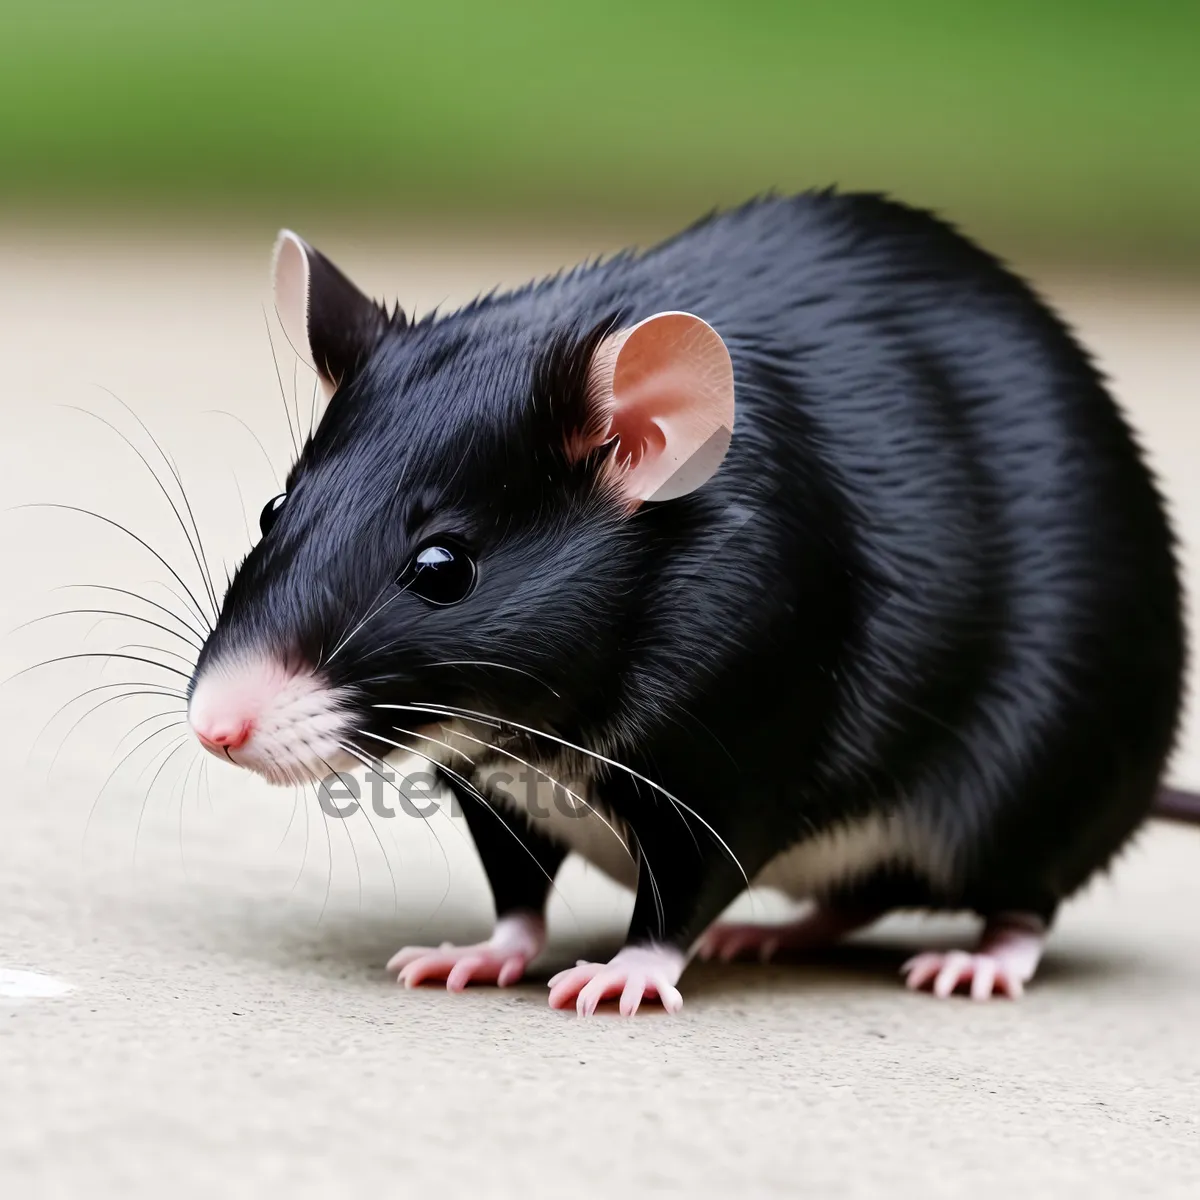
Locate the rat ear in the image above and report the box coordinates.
[583,311,735,505]
[271,230,392,400]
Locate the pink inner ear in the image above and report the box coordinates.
[271,231,317,374]
[589,312,735,504]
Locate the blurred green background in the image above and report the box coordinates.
[2,0,1198,265]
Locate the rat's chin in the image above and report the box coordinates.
[210,741,365,788]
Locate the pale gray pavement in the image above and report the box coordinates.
[1,221,1198,1198]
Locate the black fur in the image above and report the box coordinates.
[198,191,1186,952]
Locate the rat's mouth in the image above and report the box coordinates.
[217,741,364,787]
[187,654,363,787]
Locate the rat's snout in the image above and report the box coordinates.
[187,654,357,784]
[192,718,254,754]
[188,665,268,759]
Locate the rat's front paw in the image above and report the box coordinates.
[547,944,686,1016]
[388,911,545,991]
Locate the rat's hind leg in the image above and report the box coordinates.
[389,775,566,991]
[696,901,884,963]
[901,911,1046,1000]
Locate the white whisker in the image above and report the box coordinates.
[346,731,570,908]
[425,660,561,698]
[378,701,750,889]
[416,721,636,869]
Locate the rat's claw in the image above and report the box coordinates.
[901,914,1045,1000]
[696,922,782,963]
[388,911,545,992]
[547,944,686,1016]
[696,905,884,964]
[901,950,1024,1000]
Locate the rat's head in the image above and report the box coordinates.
[187,232,734,784]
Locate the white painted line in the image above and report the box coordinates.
[0,968,74,1000]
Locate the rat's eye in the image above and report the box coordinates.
[400,542,477,607]
[259,493,286,536]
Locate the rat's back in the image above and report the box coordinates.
[541,192,1187,920]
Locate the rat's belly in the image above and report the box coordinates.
[755,808,956,898]
[475,749,955,902]
[407,728,955,902]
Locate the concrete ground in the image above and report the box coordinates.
[1,220,1198,1198]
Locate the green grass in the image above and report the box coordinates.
[2,1,1198,261]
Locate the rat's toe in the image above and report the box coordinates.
[547,945,685,1016]
[389,912,544,991]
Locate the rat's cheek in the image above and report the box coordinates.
[187,653,358,784]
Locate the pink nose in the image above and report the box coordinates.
[194,720,254,753]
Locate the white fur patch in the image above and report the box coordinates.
[188,654,357,785]
[368,720,953,904]
[478,753,639,889]
[396,722,638,889]
[755,808,955,898]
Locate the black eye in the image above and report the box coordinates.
[400,542,477,607]
[259,493,286,536]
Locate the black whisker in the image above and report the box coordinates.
[56,583,206,643]
[175,747,205,880]
[5,651,192,684]
[15,608,204,652]
[230,472,254,546]
[291,358,303,462]
[83,721,189,853]
[264,308,300,458]
[47,696,185,778]
[124,721,191,769]
[114,710,192,757]
[202,409,282,491]
[145,579,213,637]
[64,401,219,623]
[113,642,197,671]
[94,391,224,625]
[18,504,212,633]
[30,682,187,771]
[133,732,193,870]
[34,679,187,732]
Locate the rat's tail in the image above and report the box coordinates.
[1154,788,1200,825]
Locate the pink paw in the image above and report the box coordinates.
[696,922,787,963]
[901,950,1028,1000]
[902,913,1045,1001]
[388,912,544,992]
[696,905,882,963]
[547,945,686,1017]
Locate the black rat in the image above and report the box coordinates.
[186,192,1188,1013]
